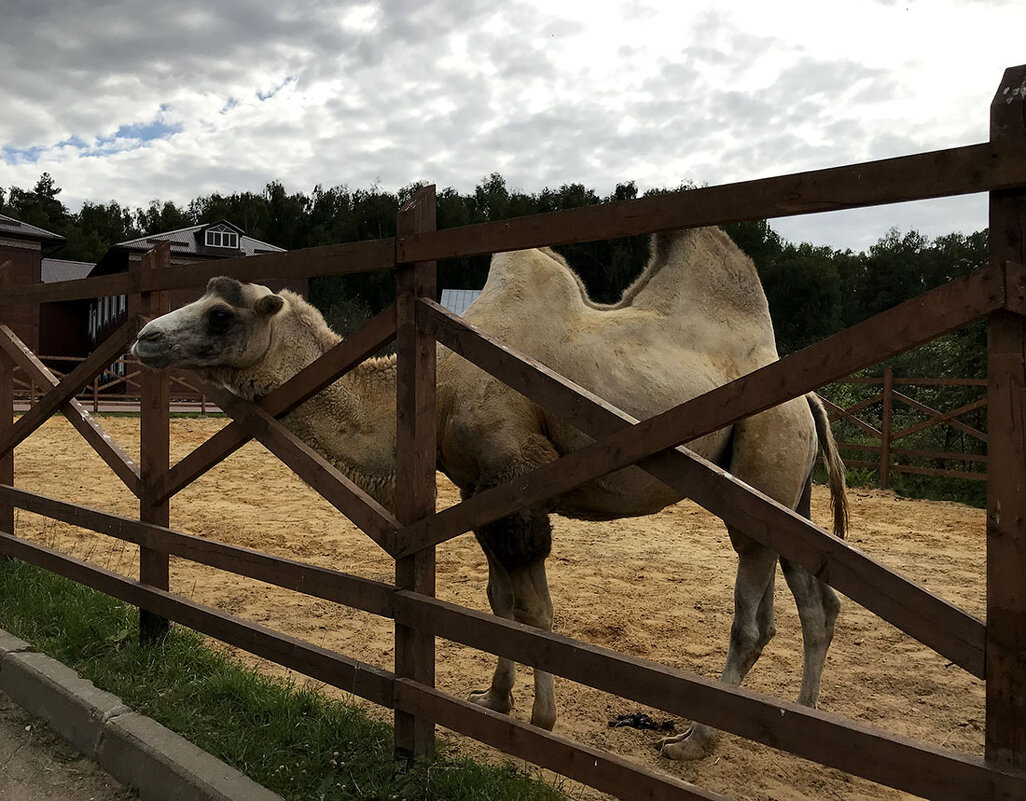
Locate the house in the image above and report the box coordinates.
[0,213,66,354]
[87,220,305,349]
[1,215,304,370]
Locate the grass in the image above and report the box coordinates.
[0,559,570,801]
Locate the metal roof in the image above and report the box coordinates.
[41,258,94,283]
[439,289,482,316]
[0,213,65,244]
[114,219,284,257]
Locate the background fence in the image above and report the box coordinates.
[0,65,1024,801]
[819,368,987,487]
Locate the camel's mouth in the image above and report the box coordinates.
[131,335,173,369]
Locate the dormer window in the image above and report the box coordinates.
[205,224,239,249]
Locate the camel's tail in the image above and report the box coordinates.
[807,393,849,539]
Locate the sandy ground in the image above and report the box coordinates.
[9,416,986,801]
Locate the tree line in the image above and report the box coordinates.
[1,172,987,369]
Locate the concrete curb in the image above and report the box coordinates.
[0,629,282,801]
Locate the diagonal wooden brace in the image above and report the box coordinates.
[197,380,401,555]
[890,393,988,443]
[0,319,138,458]
[0,326,140,495]
[405,294,988,677]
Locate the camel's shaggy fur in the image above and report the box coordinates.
[133,227,848,759]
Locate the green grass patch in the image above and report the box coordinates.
[0,559,569,801]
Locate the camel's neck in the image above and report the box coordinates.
[205,299,400,511]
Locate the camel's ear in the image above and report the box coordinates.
[254,294,284,317]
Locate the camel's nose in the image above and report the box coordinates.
[136,326,163,342]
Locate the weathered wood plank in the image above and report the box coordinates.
[0,483,395,617]
[880,367,894,488]
[0,349,12,540]
[397,141,1026,262]
[152,303,396,504]
[394,591,1026,801]
[987,62,1026,768]
[408,299,986,676]
[0,530,394,707]
[393,186,438,759]
[394,680,730,801]
[135,244,172,643]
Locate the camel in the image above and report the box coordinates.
[132,226,848,760]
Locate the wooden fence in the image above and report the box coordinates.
[820,369,987,487]
[1,65,1025,799]
[11,355,213,412]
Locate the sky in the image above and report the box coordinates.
[1,0,1022,252]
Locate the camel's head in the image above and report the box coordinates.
[132,276,285,371]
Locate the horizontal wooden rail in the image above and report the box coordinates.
[0,484,395,617]
[152,303,397,504]
[394,591,1026,801]
[0,238,398,307]
[4,143,1025,309]
[0,530,395,707]
[892,464,986,481]
[398,142,1026,262]
[412,299,986,677]
[393,680,729,801]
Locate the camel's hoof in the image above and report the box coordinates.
[530,704,556,731]
[468,688,513,715]
[658,727,714,761]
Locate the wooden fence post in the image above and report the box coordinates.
[132,244,172,643]
[879,367,893,488]
[986,63,1026,768]
[0,349,12,538]
[394,186,438,759]
[1,262,15,542]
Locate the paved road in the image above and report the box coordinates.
[0,690,129,801]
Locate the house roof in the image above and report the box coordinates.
[0,213,65,245]
[41,258,94,283]
[439,288,482,316]
[114,219,284,257]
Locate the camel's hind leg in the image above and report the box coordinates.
[780,478,841,707]
[660,530,778,760]
[507,558,556,729]
[661,399,821,761]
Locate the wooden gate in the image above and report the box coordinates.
[1,65,1026,799]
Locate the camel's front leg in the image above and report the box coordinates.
[468,555,516,715]
[472,503,557,730]
[508,558,556,730]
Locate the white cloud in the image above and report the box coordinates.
[0,0,1021,250]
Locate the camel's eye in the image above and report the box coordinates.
[208,305,234,333]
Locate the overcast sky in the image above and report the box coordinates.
[1,0,1021,252]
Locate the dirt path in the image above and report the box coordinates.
[11,416,986,800]
[0,691,128,801]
